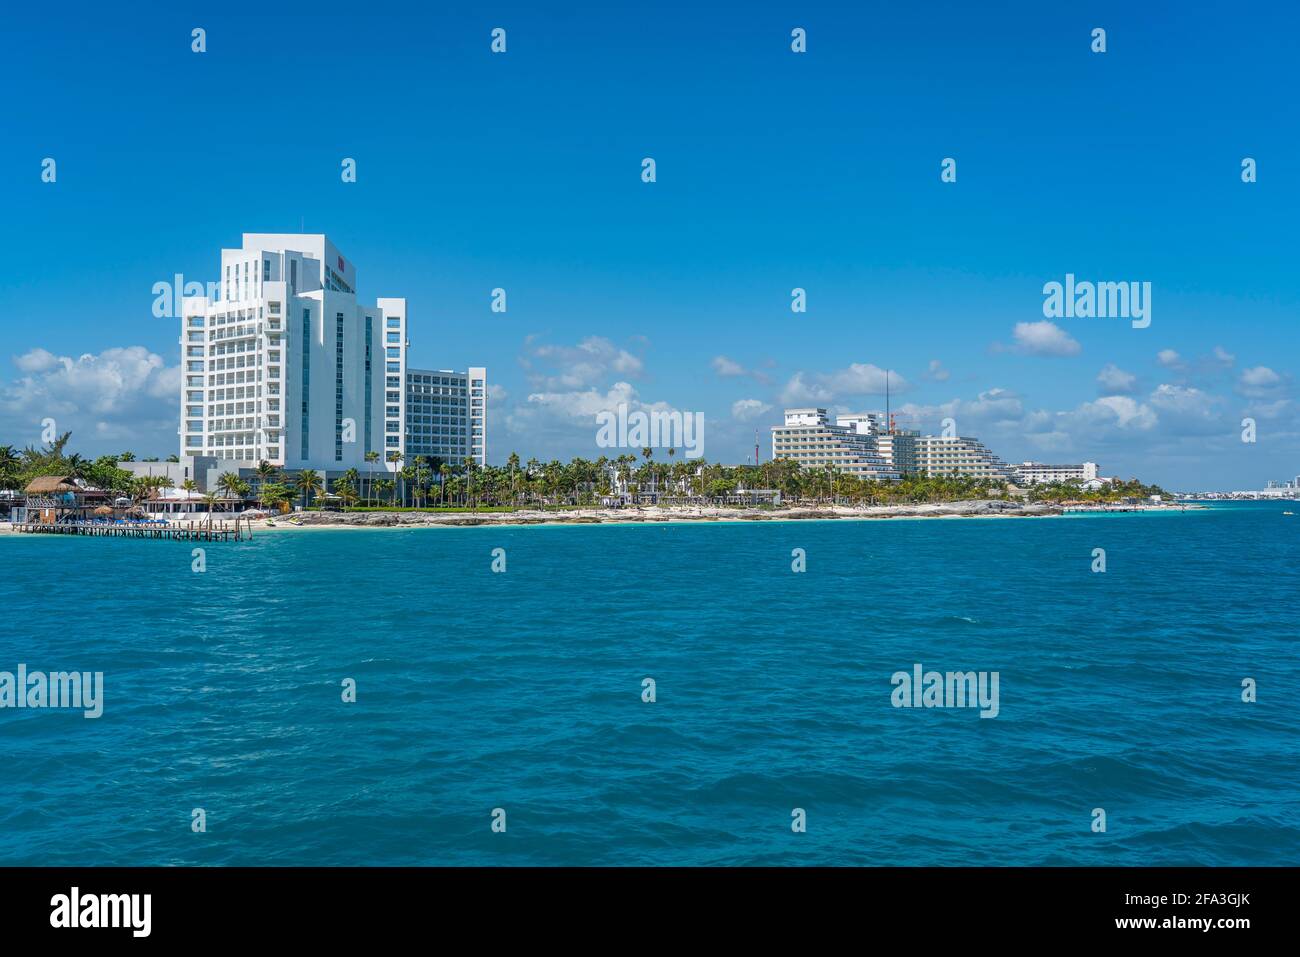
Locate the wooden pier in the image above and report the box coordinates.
[13,520,248,542]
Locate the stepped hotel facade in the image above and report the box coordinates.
[771,408,1016,482]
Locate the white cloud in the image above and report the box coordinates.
[925,359,950,382]
[522,336,644,390]
[1156,348,1183,369]
[779,371,833,406]
[1072,395,1158,431]
[1096,363,1138,394]
[896,388,1025,434]
[1149,384,1217,417]
[711,354,771,385]
[779,363,904,405]
[503,379,703,459]
[1146,384,1222,434]
[1244,398,1294,420]
[711,355,746,377]
[1010,321,1081,357]
[0,346,180,451]
[13,348,61,374]
[1237,365,1286,399]
[1212,345,1235,366]
[508,381,636,426]
[731,398,771,421]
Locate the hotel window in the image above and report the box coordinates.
[335,312,345,461]
[301,308,311,460]
[386,318,400,328]
[290,259,297,294]
[263,259,271,281]
[364,316,373,455]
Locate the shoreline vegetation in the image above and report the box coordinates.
[1,432,1193,534]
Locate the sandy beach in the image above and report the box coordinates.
[0,500,1207,536]
[225,499,1203,531]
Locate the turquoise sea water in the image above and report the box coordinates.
[0,501,1297,866]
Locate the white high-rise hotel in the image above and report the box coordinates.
[178,233,485,474]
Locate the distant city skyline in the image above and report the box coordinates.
[1,3,1295,489]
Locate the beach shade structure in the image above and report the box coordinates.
[24,476,81,495]
[241,508,268,518]
[93,505,113,517]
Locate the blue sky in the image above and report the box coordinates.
[1,1,1296,489]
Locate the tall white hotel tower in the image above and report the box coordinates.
[178,234,485,478]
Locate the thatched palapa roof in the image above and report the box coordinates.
[25,475,78,494]
[24,475,108,498]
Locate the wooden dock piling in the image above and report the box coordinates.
[13,520,243,542]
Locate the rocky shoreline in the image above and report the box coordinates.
[0,500,1203,535]
[262,499,1070,529]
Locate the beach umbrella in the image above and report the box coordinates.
[93,505,113,516]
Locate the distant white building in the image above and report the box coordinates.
[117,458,216,491]
[913,436,1014,482]
[835,411,887,436]
[771,409,900,480]
[770,408,1019,482]
[1013,462,1100,485]
[404,367,486,468]
[873,430,920,474]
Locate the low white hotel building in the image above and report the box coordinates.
[770,409,900,480]
[912,435,1014,482]
[771,408,1015,483]
[1012,462,1099,485]
[176,233,485,479]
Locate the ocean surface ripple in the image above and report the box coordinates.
[0,502,1296,865]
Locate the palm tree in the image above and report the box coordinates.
[295,469,323,509]
[364,451,380,505]
[464,455,477,510]
[0,445,18,490]
[387,451,403,506]
[399,465,417,508]
[340,468,361,510]
[253,460,277,508]
[506,452,521,505]
[439,463,451,505]
[334,477,358,509]
[202,492,219,530]
[216,472,245,510]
